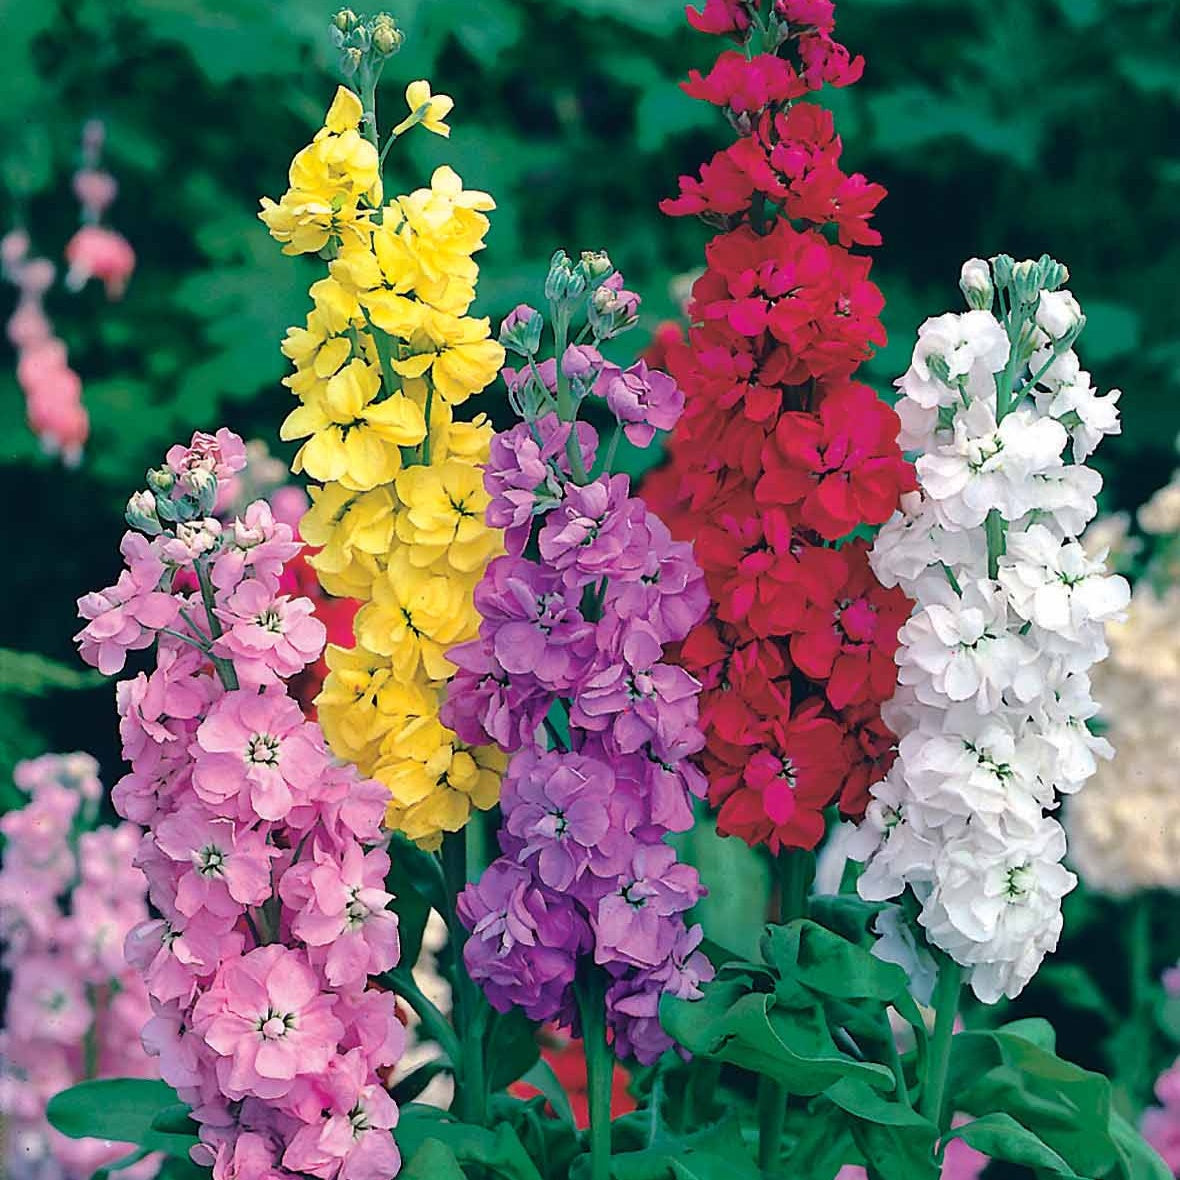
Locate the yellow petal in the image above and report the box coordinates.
[325,86,364,134]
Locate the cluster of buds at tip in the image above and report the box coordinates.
[978,254,1085,364]
[330,8,403,76]
[543,249,616,306]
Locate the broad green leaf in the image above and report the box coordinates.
[400,1138,466,1180]
[47,1080,199,1159]
[660,982,894,1095]
[571,1115,760,1180]
[943,1112,1081,1177]
[396,1105,543,1180]
[485,1005,542,1091]
[1109,1108,1173,1180]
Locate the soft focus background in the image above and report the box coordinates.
[2,0,1179,1152]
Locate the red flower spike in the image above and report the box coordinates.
[645,0,913,853]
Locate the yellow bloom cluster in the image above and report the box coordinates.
[261,83,506,849]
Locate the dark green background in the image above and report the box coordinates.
[1,2,1178,1159]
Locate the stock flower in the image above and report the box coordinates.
[213,578,327,687]
[392,79,454,138]
[394,460,501,573]
[193,945,345,1101]
[280,359,427,491]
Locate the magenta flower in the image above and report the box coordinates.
[155,808,279,921]
[501,750,615,891]
[570,622,702,754]
[192,688,329,822]
[537,474,652,588]
[193,945,345,1102]
[214,579,327,687]
[599,360,685,447]
[76,531,180,674]
[279,844,399,989]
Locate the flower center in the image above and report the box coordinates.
[246,733,281,766]
[258,1009,294,1039]
[196,843,227,877]
[256,606,284,632]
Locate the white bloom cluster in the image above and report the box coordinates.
[851,256,1129,1004]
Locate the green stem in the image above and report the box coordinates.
[757,1076,786,1172]
[881,1010,912,1110]
[577,970,614,1180]
[195,560,239,690]
[358,67,380,151]
[779,850,812,923]
[552,308,589,483]
[1128,895,1154,1105]
[441,831,489,1126]
[383,968,462,1065]
[985,509,1006,579]
[421,382,435,465]
[921,953,962,1132]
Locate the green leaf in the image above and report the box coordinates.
[660,981,894,1095]
[1037,964,1115,1022]
[828,1083,938,1180]
[1109,1109,1173,1180]
[400,1138,466,1180]
[485,1006,542,1091]
[390,1061,451,1106]
[47,1080,199,1159]
[395,1105,543,1180]
[515,1058,578,1127]
[943,1112,1081,1177]
[383,838,435,967]
[574,1114,760,1180]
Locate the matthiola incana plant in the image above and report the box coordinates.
[35,6,1173,1180]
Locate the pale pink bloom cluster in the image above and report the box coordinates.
[66,120,135,299]
[77,429,406,1180]
[0,753,160,1180]
[1,230,88,465]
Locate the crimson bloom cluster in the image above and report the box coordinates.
[75,430,405,1180]
[444,254,714,1064]
[646,0,915,852]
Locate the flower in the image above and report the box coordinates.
[392,80,454,138]
[192,945,345,1101]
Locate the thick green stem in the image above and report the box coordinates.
[778,850,812,922]
[577,970,614,1180]
[921,953,962,1132]
[757,1076,786,1172]
[441,832,488,1126]
[985,509,1006,579]
[383,968,461,1065]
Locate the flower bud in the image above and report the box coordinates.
[1040,258,1070,292]
[332,8,359,32]
[578,250,614,286]
[544,250,586,304]
[499,304,544,355]
[145,466,175,497]
[1035,289,1083,341]
[126,490,162,536]
[1011,259,1041,306]
[370,14,402,56]
[991,254,1014,289]
[959,258,993,311]
[340,46,364,77]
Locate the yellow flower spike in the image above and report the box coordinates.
[392,80,454,139]
[390,311,505,405]
[309,277,364,336]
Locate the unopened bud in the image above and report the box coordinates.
[579,250,614,284]
[145,466,175,497]
[332,8,358,32]
[126,490,162,536]
[370,13,402,55]
[340,46,364,76]
[958,258,993,311]
[499,304,544,356]
[544,250,585,304]
[991,254,1014,290]
[1011,259,1041,305]
[1040,257,1070,292]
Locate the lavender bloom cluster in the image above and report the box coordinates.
[443,264,714,1064]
